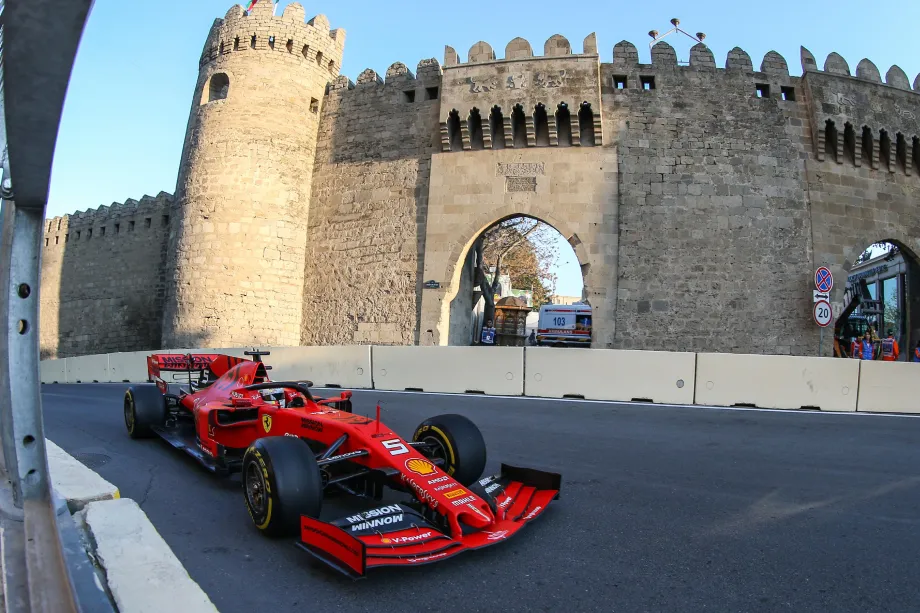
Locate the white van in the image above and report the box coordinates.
[536,303,591,347]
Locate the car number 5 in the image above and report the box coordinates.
[382,439,409,456]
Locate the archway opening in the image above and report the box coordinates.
[446,215,586,347]
[834,240,920,361]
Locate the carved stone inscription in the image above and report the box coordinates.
[497,162,545,176]
[505,176,537,192]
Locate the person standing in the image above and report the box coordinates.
[850,336,861,359]
[859,331,875,361]
[880,330,900,362]
[480,319,496,346]
[913,341,920,363]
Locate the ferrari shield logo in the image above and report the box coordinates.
[262,414,272,433]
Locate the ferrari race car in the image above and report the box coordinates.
[123,350,561,577]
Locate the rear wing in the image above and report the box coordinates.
[147,354,248,392]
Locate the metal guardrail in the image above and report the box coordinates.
[0,1,115,611]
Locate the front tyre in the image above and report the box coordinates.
[412,414,487,486]
[242,437,323,537]
[124,385,166,439]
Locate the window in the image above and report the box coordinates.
[162,215,169,227]
[76,231,81,239]
[426,86,439,100]
[447,109,462,152]
[556,103,572,147]
[310,98,319,113]
[511,104,527,148]
[533,104,549,147]
[316,51,323,66]
[640,76,655,90]
[882,276,901,338]
[44,238,48,247]
[128,221,135,232]
[302,44,309,59]
[879,130,891,169]
[843,122,856,164]
[55,236,59,245]
[268,36,275,50]
[755,83,770,98]
[328,60,336,73]
[613,75,627,89]
[100,226,105,236]
[144,217,151,228]
[578,102,596,146]
[824,120,838,162]
[234,36,240,51]
[87,228,92,239]
[861,126,873,167]
[206,73,229,103]
[403,90,415,103]
[781,86,795,101]
[896,133,908,172]
[286,39,293,53]
[115,223,120,234]
[250,35,256,49]
[65,234,69,242]
[468,108,484,150]
[489,106,505,150]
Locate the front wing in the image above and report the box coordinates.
[296,464,561,578]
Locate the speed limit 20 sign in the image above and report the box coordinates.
[813,300,832,327]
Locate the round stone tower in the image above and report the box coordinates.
[161,1,345,348]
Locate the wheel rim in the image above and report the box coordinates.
[124,396,134,431]
[245,461,267,516]
[422,435,449,467]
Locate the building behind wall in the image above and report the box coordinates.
[38,2,920,359]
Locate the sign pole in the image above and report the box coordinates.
[819,326,823,356]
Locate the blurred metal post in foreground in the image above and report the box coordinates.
[0,1,111,611]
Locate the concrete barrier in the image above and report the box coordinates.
[65,353,110,383]
[108,351,152,383]
[40,358,67,384]
[524,348,696,404]
[695,353,859,412]
[80,498,219,613]
[265,345,373,388]
[856,361,920,414]
[373,346,524,395]
[46,439,120,513]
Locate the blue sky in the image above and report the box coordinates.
[47,0,920,297]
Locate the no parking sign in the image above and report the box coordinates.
[815,266,833,293]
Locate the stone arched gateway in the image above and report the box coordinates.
[419,149,618,347]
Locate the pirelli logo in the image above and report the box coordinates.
[443,489,467,500]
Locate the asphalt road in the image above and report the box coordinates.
[42,384,920,613]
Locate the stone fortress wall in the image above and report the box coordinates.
[39,1,920,359]
[40,193,173,358]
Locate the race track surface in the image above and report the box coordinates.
[42,384,920,613]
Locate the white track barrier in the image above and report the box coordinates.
[856,361,920,413]
[107,351,152,383]
[524,348,696,404]
[695,353,859,412]
[40,358,67,383]
[265,346,372,389]
[65,353,109,383]
[373,346,524,395]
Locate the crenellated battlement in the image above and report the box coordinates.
[199,2,345,77]
[326,58,443,97]
[42,192,173,248]
[444,33,598,67]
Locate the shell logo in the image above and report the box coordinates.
[405,458,437,476]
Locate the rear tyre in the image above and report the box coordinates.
[412,414,487,486]
[124,385,166,439]
[242,436,323,537]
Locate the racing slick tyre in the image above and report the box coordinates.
[412,414,487,486]
[124,385,166,439]
[242,437,323,537]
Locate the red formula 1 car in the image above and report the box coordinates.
[123,350,561,578]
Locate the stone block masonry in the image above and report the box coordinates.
[37,5,920,358]
[301,61,442,346]
[40,193,173,359]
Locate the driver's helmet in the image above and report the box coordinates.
[259,387,286,407]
